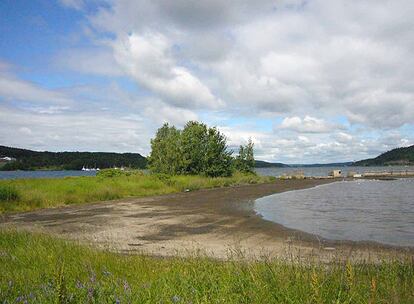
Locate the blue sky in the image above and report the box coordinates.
[1,0,413,163]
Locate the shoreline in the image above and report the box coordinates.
[1,178,413,261]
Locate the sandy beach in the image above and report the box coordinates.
[1,179,412,261]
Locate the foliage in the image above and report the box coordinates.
[0,184,20,202]
[203,126,233,177]
[1,230,413,303]
[149,121,233,177]
[181,121,208,175]
[0,172,275,213]
[234,138,255,173]
[96,168,144,178]
[354,145,414,166]
[0,145,147,171]
[147,123,183,175]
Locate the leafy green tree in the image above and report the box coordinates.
[235,138,255,173]
[148,121,235,177]
[181,121,208,174]
[203,127,233,177]
[148,123,183,175]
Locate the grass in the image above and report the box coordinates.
[0,230,413,303]
[0,171,276,213]
[0,185,20,202]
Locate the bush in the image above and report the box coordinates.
[0,185,20,202]
[234,138,255,173]
[148,121,234,177]
[97,169,144,178]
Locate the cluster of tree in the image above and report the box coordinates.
[353,145,414,166]
[0,146,147,171]
[148,121,255,177]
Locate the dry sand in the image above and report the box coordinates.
[1,179,412,261]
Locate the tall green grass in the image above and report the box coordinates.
[0,230,413,303]
[0,185,20,202]
[0,172,275,213]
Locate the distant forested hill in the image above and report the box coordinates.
[0,145,147,170]
[254,160,288,168]
[353,145,414,166]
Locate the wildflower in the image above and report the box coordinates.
[88,287,95,299]
[102,270,112,276]
[15,295,25,303]
[89,271,96,284]
[123,280,130,292]
[172,295,181,303]
[75,280,84,289]
[115,298,121,304]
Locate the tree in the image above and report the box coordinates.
[235,138,255,173]
[148,121,235,177]
[181,121,208,175]
[203,127,233,177]
[148,123,183,175]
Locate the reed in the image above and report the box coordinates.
[0,230,413,303]
[0,171,276,213]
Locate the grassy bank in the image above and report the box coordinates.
[1,230,413,303]
[0,171,275,213]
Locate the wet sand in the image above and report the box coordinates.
[1,179,412,261]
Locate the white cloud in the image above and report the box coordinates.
[335,132,353,143]
[143,101,198,127]
[0,105,151,155]
[112,32,222,109]
[54,47,124,77]
[3,0,414,163]
[59,0,84,10]
[279,116,341,133]
[0,73,72,105]
[80,0,414,127]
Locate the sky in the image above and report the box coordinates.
[0,0,413,164]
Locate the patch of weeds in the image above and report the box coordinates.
[0,185,20,202]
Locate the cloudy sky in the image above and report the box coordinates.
[1,0,413,163]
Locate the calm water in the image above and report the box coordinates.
[0,170,96,180]
[255,178,414,247]
[256,165,414,177]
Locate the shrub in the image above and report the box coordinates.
[148,121,234,177]
[234,138,255,174]
[97,169,145,178]
[0,185,20,202]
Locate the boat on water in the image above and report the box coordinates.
[81,166,100,171]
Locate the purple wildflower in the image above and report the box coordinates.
[89,271,96,284]
[123,280,130,292]
[88,287,94,299]
[75,280,84,289]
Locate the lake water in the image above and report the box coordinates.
[1,165,411,180]
[255,178,414,247]
[0,170,96,180]
[256,165,414,177]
